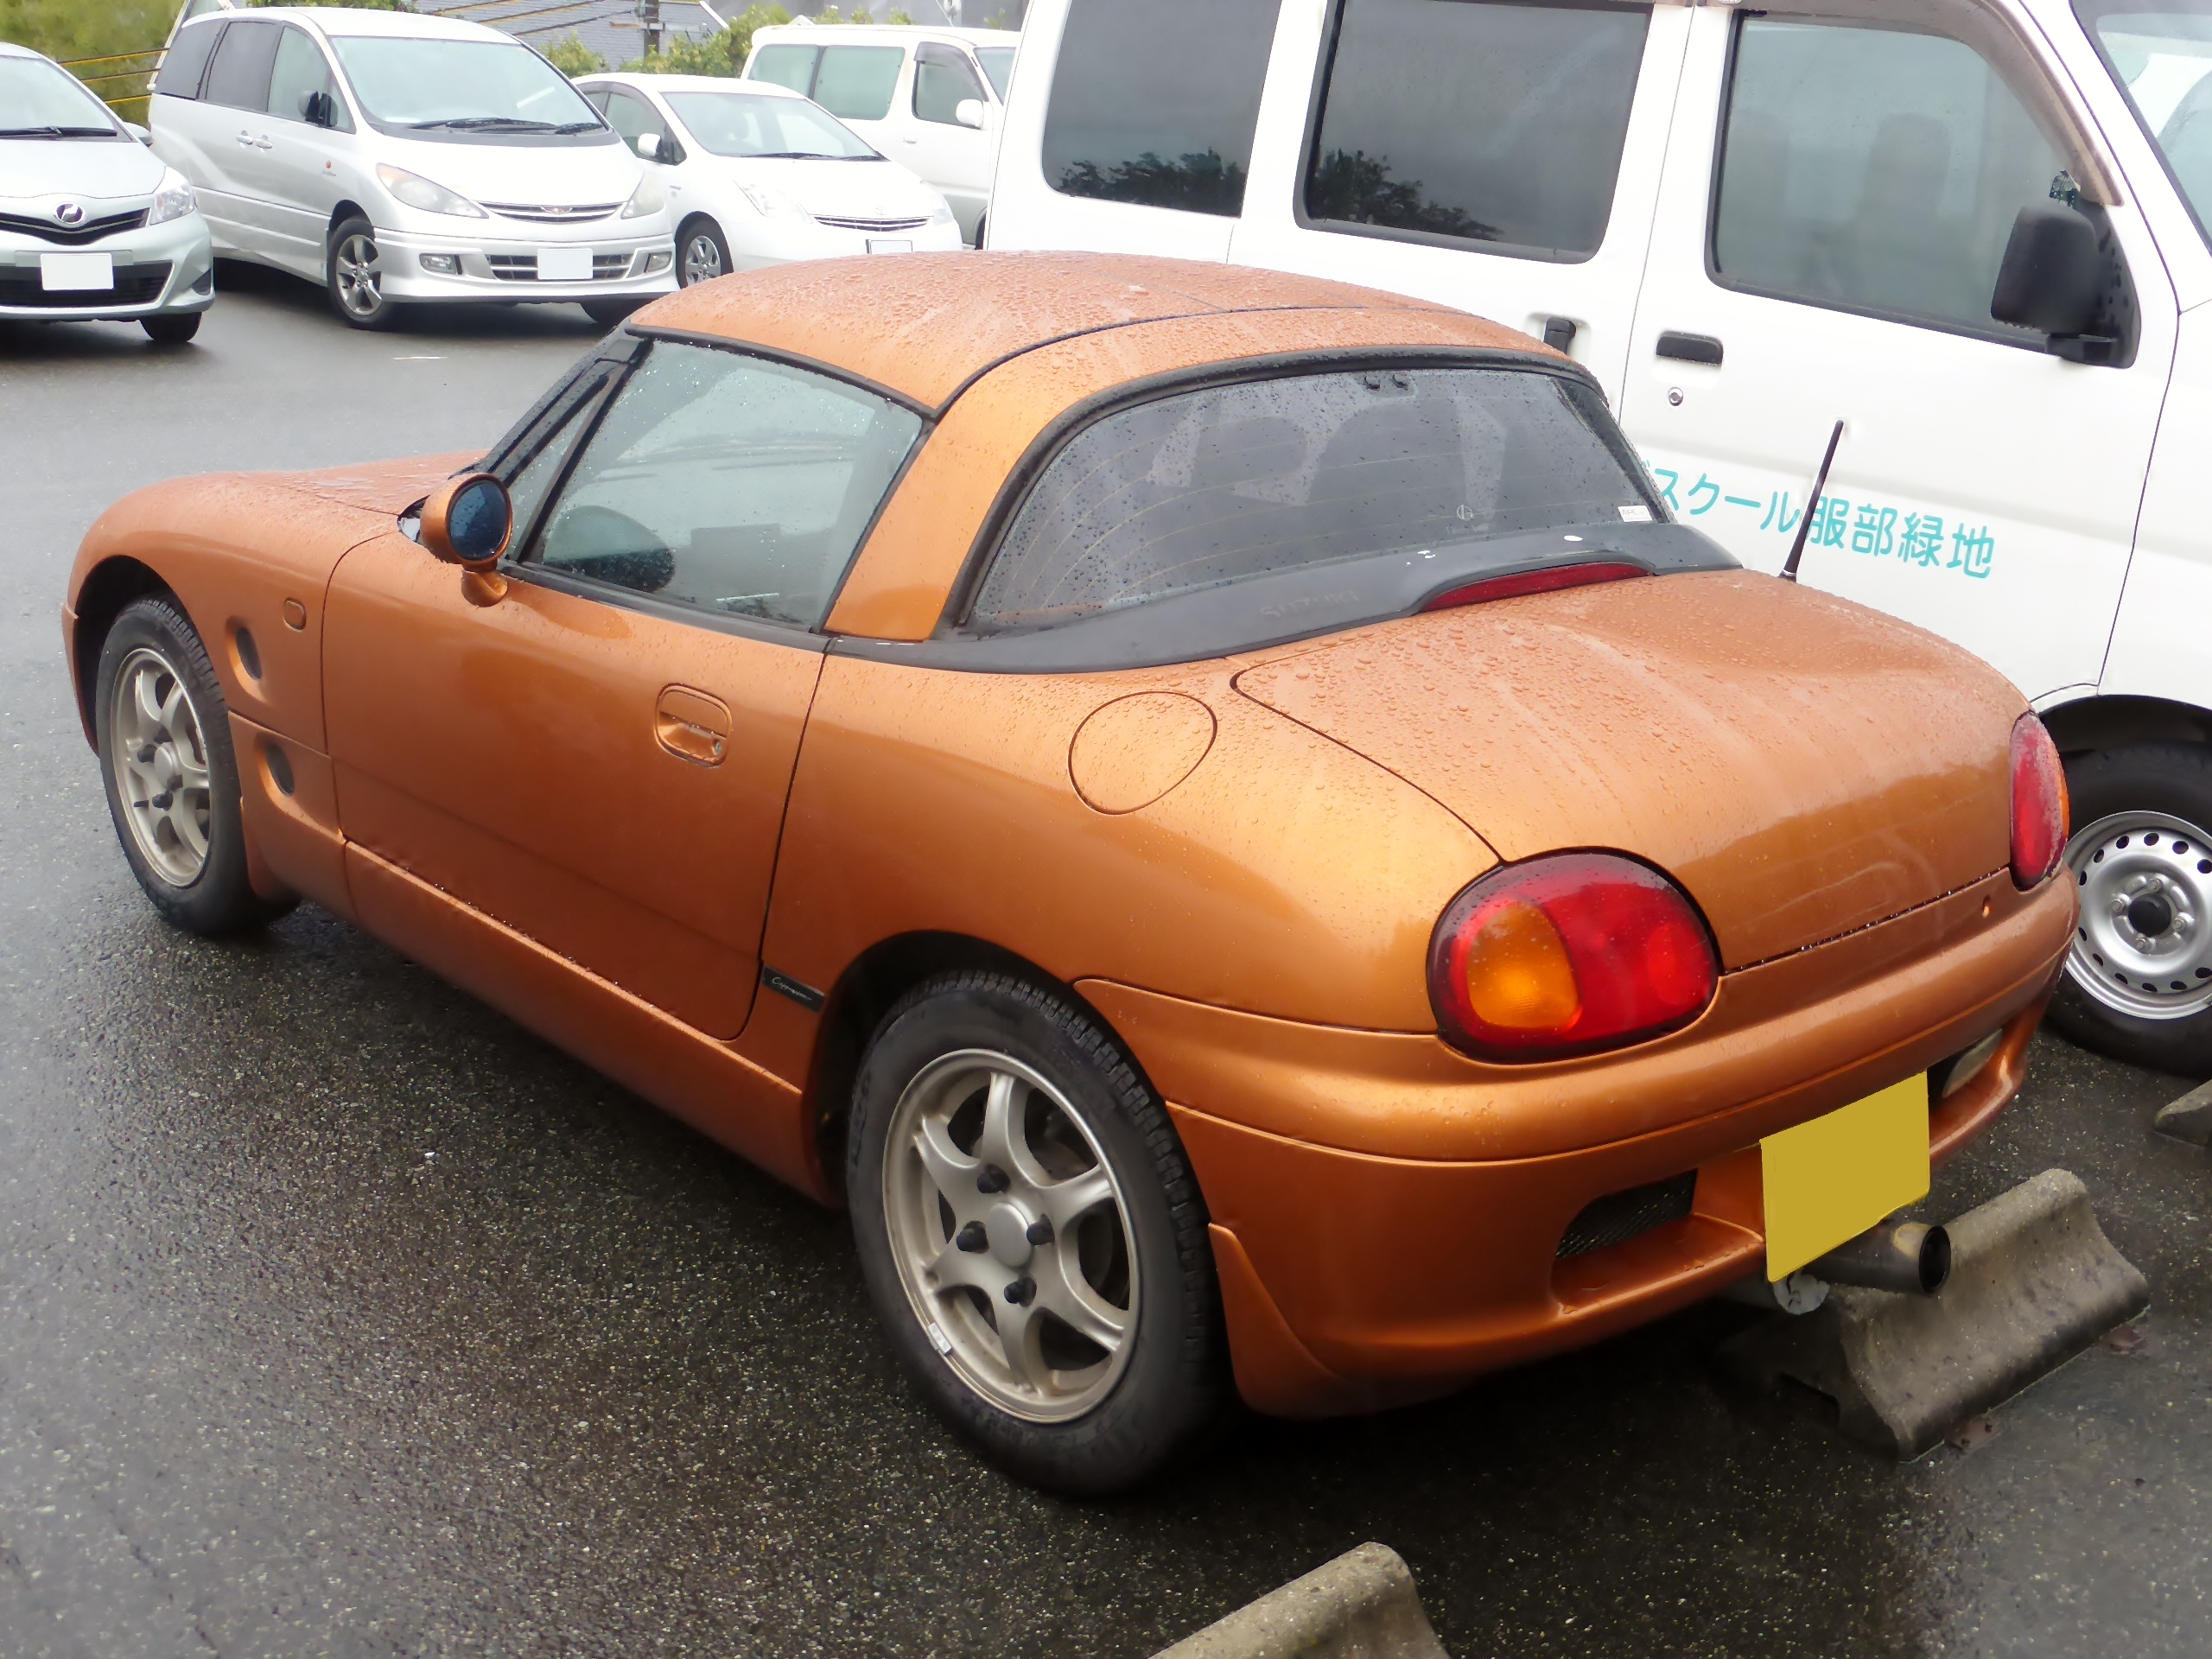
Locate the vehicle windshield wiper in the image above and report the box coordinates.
[552,120,601,134]
[746,149,841,160]
[1,125,117,138]
[405,116,559,132]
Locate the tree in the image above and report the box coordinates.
[0,0,173,120]
[621,3,788,76]
[542,33,605,75]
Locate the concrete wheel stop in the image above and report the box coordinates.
[2154,1077,2212,1146]
[1719,1168,2148,1459]
[1151,1543,1449,1659]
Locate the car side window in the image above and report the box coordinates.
[601,88,664,148]
[201,18,281,113]
[813,45,905,121]
[1304,0,1650,262]
[914,42,984,124]
[1713,11,2077,340]
[154,22,223,101]
[750,43,820,96]
[267,26,351,130]
[1043,0,1285,217]
[524,344,924,632]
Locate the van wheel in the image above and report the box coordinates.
[95,595,294,936]
[2048,742,2212,1078]
[677,217,729,287]
[326,216,399,330]
[846,971,1222,1493]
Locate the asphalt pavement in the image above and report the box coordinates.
[3,267,2209,1659]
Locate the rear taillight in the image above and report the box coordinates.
[1427,853,1718,1061]
[2009,714,2068,887]
[1421,562,1644,612]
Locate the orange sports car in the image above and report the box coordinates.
[65,254,2075,1492]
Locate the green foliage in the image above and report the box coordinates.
[542,32,605,76]
[246,0,414,8]
[621,3,787,77]
[982,10,1012,25]
[1057,150,1249,217]
[0,0,171,116]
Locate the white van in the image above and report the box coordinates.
[742,23,1019,244]
[149,6,676,328]
[989,0,2212,1075]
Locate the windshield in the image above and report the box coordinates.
[2081,0,2212,243]
[970,365,1675,636]
[975,46,1014,99]
[0,56,124,137]
[328,35,604,134]
[663,91,876,159]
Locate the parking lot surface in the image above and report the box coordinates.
[4,272,2210,1659]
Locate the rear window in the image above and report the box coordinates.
[969,365,1675,633]
[750,42,819,94]
[1042,0,1284,216]
[156,20,223,100]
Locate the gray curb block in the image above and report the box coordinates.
[1150,1543,1448,1659]
[2154,1078,2212,1146]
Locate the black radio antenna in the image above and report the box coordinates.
[1780,419,1845,584]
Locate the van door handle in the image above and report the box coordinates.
[1656,331,1723,365]
[654,685,731,767]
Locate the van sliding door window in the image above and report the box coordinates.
[813,45,904,122]
[201,19,281,113]
[1714,5,2090,342]
[1303,0,1649,261]
[1042,0,1285,217]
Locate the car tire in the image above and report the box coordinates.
[847,970,1223,1493]
[326,215,400,330]
[141,311,201,346]
[581,296,645,327]
[2048,741,2212,1078]
[676,216,730,288]
[94,595,293,938]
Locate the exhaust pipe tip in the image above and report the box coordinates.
[1807,1218,1951,1295]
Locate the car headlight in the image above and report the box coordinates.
[737,181,810,220]
[927,196,955,225]
[145,168,197,227]
[621,169,666,219]
[375,163,486,219]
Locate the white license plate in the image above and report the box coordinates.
[537,246,594,282]
[867,238,913,255]
[41,251,115,292]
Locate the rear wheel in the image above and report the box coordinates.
[141,311,200,345]
[95,595,291,936]
[677,217,730,288]
[2049,741,2212,1077]
[326,216,399,330]
[847,971,1222,1493]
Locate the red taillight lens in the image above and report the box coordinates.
[2009,714,2069,888]
[1427,853,1719,1061]
[1421,562,1645,612]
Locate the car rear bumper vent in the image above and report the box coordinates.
[1555,1172,1699,1258]
[0,260,172,308]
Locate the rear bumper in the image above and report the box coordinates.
[1083,867,2076,1416]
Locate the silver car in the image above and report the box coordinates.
[1,41,213,343]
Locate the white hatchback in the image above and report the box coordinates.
[1,42,212,343]
[149,6,676,328]
[575,73,961,286]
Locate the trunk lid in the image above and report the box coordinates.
[1234,569,2019,969]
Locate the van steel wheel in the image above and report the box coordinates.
[93,595,292,936]
[2050,743,2212,1077]
[847,971,1221,1492]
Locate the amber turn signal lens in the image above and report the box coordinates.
[1428,853,1718,1061]
[2008,713,2069,888]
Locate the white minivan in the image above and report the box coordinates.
[743,23,1019,245]
[990,0,2212,1075]
[149,6,676,328]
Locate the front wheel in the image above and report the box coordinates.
[326,216,399,330]
[2048,741,2212,1077]
[676,217,730,288]
[581,296,645,327]
[94,595,291,936]
[847,971,1223,1493]
[141,311,201,345]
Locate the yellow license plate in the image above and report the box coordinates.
[1761,1075,1929,1280]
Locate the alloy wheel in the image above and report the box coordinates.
[681,231,724,287]
[881,1049,1136,1422]
[2064,810,2212,1019]
[108,645,212,887]
[334,232,383,317]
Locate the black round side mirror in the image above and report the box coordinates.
[420,474,512,570]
